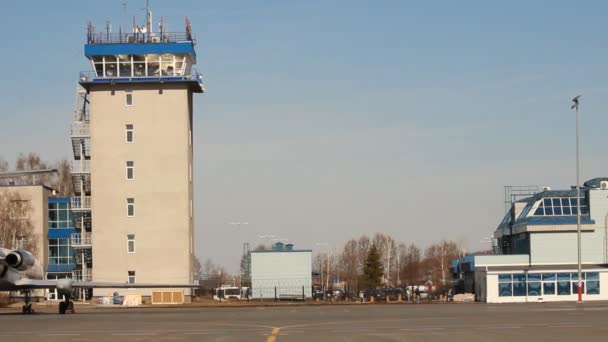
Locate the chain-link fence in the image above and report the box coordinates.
[250,278,312,301]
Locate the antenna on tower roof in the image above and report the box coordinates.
[145,0,152,35]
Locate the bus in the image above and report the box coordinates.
[213,286,249,301]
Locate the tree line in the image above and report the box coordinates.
[315,233,472,292]
[0,152,73,196]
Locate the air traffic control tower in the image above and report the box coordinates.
[75,12,203,300]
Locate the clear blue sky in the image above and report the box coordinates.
[1,1,608,272]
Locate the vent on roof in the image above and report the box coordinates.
[542,186,551,191]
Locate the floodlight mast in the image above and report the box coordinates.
[571,95,583,303]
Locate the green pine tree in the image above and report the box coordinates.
[362,244,384,290]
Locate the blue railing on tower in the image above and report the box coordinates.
[87,32,196,45]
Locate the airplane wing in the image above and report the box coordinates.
[13,278,198,290]
[13,279,60,289]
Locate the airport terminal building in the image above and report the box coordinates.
[453,178,608,303]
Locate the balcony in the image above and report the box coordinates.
[71,160,91,174]
[71,232,92,248]
[71,197,91,211]
[70,121,90,137]
[73,269,93,282]
[79,68,204,93]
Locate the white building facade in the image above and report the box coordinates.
[453,178,608,303]
[250,243,312,300]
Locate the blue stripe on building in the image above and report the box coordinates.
[85,42,196,60]
[48,228,75,239]
[47,264,76,273]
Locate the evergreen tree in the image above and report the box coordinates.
[362,244,384,289]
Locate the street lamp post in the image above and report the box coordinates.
[571,95,583,303]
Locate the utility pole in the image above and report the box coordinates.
[385,236,392,285]
[441,243,446,287]
[571,95,583,303]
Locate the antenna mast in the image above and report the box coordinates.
[145,0,152,34]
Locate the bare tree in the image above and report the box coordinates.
[423,240,462,289]
[0,157,8,172]
[339,239,360,292]
[0,157,9,186]
[200,258,228,289]
[51,158,73,196]
[191,254,202,281]
[401,243,422,286]
[356,235,370,269]
[0,190,37,253]
[371,233,398,285]
[14,152,51,186]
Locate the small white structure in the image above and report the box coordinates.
[250,242,312,300]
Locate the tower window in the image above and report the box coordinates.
[126,124,133,143]
[127,234,135,253]
[127,198,135,217]
[128,271,136,284]
[125,90,133,106]
[126,161,134,180]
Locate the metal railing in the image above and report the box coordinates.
[73,269,93,282]
[71,197,91,210]
[70,121,90,137]
[87,32,195,45]
[71,232,92,247]
[79,69,203,84]
[71,160,90,173]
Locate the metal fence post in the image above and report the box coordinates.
[302,286,305,301]
[274,286,277,302]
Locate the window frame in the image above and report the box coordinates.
[125,90,133,106]
[126,124,134,143]
[128,270,136,284]
[127,234,136,254]
[127,198,135,217]
[126,161,134,180]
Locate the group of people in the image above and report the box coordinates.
[406,286,454,303]
[407,286,427,303]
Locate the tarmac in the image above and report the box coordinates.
[1,301,608,341]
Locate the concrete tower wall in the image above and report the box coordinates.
[90,83,194,298]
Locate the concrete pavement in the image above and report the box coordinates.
[1,302,607,341]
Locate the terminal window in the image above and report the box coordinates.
[48,238,74,265]
[48,201,73,228]
[532,197,589,216]
[499,272,600,297]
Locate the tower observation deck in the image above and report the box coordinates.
[79,17,204,93]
